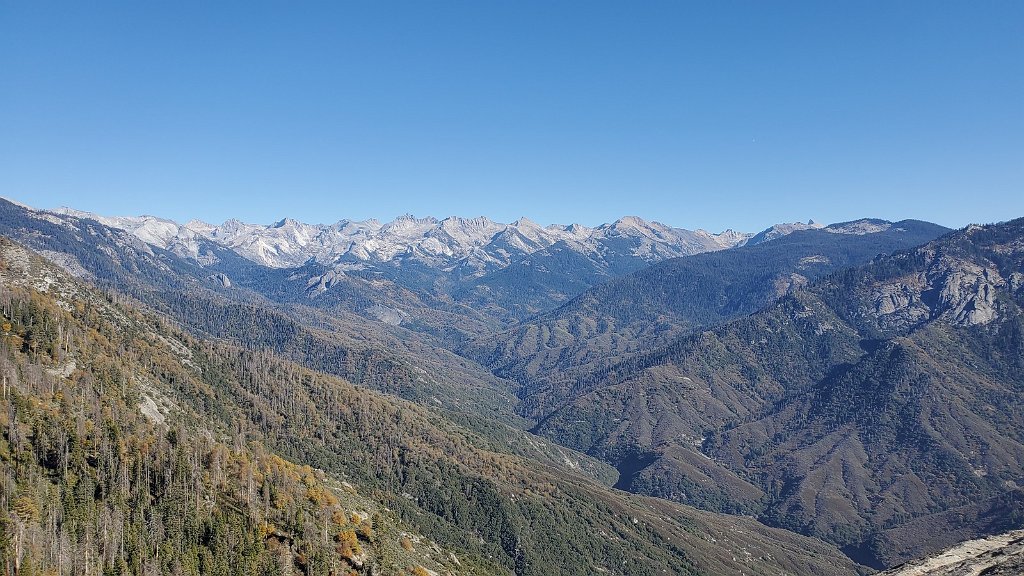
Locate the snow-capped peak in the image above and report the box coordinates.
[45,209,755,271]
[744,220,827,246]
[37,204,885,274]
[511,217,542,230]
[610,215,649,230]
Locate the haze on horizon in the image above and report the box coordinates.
[2,1,1022,232]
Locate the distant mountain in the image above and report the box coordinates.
[526,217,1024,568]
[743,219,825,246]
[54,207,750,272]
[464,218,951,417]
[0,197,257,294]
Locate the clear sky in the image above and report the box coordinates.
[1,1,1021,232]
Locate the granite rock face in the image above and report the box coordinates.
[879,530,1024,576]
[870,248,1010,331]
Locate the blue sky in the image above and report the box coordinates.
[1,1,1021,232]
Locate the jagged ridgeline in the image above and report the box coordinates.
[0,237,858,575]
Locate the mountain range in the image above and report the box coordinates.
[1,195,1022,575]
[51,207,750,271]
[35,204,933,333]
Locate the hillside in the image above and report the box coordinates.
[0,237,463,576]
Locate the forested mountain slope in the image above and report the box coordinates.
[0,237,462,575]
[0,236,861,575]
[149,290,618,484]
[528,218,1024,568]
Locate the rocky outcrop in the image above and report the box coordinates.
[878,530,1024,576]
[870,250,1011,332]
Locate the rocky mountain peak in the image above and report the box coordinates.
[510,216,542,229]
[272,217,302,228]
[745,220,827,246]
[611,215,649,229]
